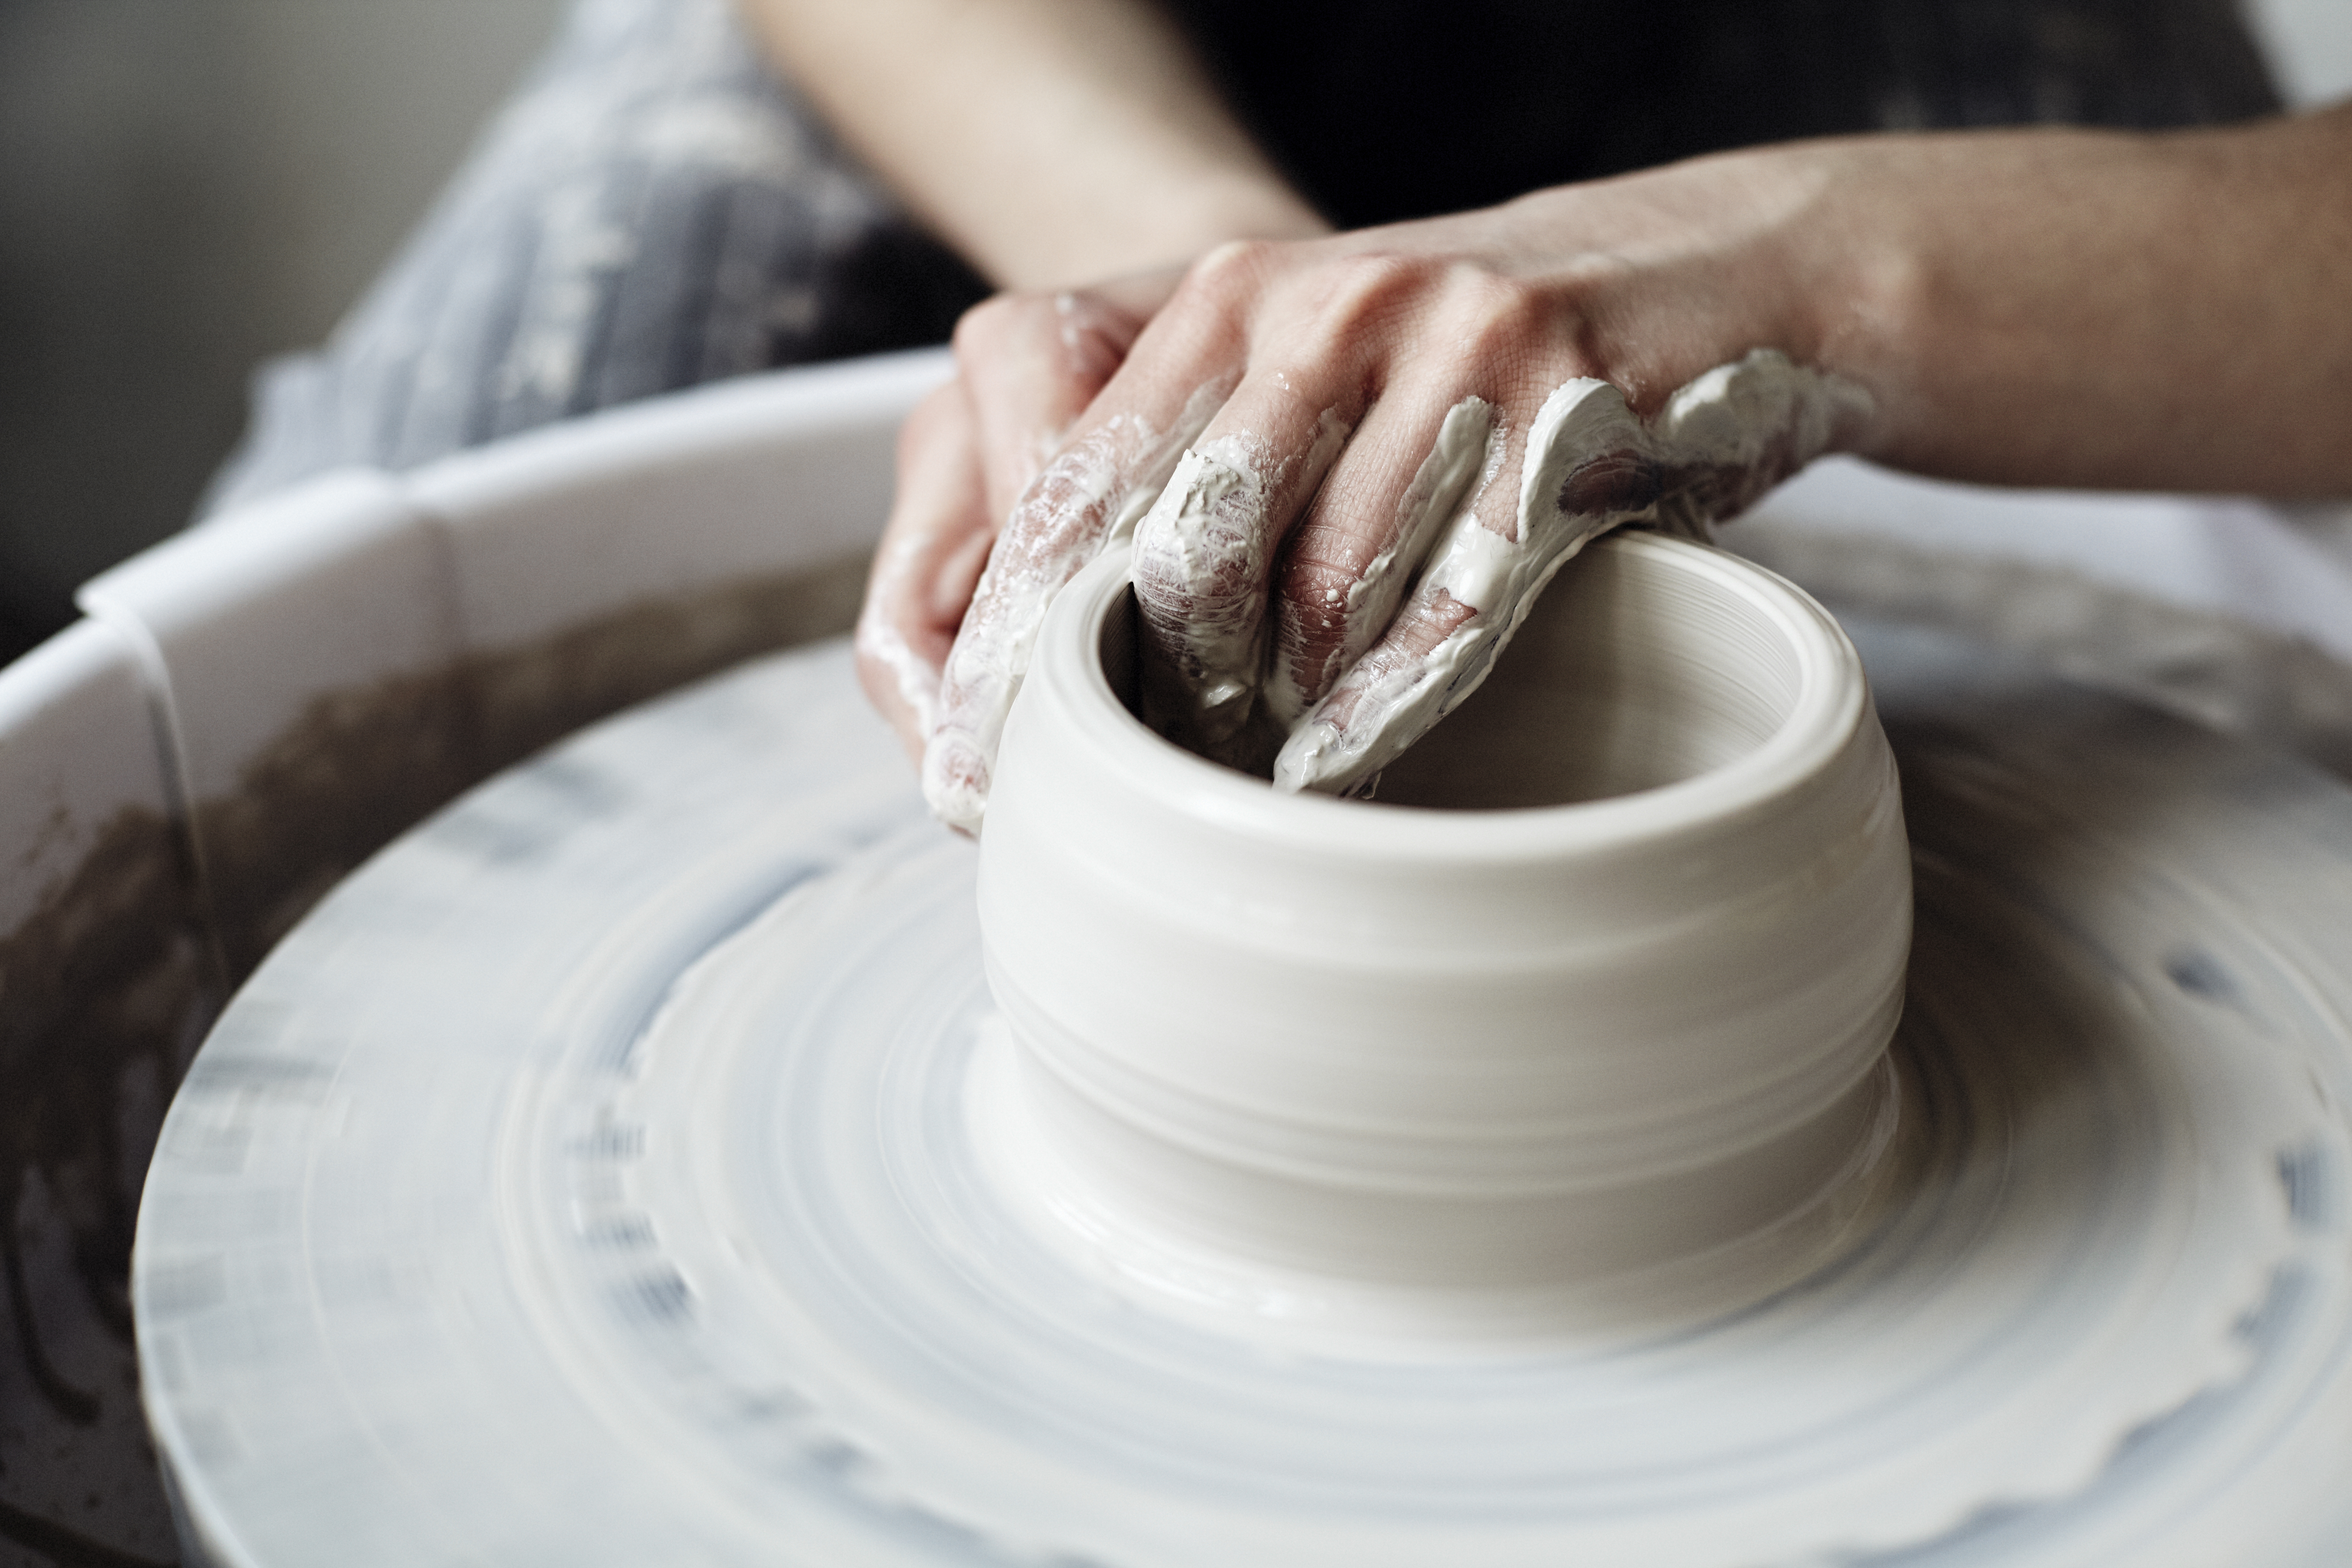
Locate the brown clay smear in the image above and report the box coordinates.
[192,663,483,981]
[2,549,864,1561]
[1,804,211,1566]
[194,550,867,980]
[1735,528,2352,782]
[462,549,867,775]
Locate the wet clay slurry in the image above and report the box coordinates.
[194,549,869,979]
[4,555,868,1566]
[1,806,210,1568]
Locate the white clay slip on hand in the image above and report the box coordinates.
[134,539,2352,1566]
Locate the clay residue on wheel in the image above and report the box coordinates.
[192,552,868,981]
[1,805,212,1567]
[1735,527,2352,782]
[463,550,867,773]
[192,662,484,980]
[3,553,867,1563]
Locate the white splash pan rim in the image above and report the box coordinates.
[1021,529,1870,865]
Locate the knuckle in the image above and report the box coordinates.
[1280,515,1374,592]
[1154,240,1281,354]
[1278,556,1361,635]
[1165,242,1271,336]
[1135,539,1250,630]
[1258,253,1426,371]
[1129,552,1194,627]
[1315,252,1427,335]
[1185,237,1278,297]
[950,289,1044,356]
[1443,268,1548,359]
[1544,255,1628,368]
[893,382,964,466]
[948,296,1007,353]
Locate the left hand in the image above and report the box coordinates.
[855,273,1177,764]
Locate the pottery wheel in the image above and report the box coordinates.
[134,620,2352,1567]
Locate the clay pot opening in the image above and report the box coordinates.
[1098,530,1809,812]
[1370,535,1806,809]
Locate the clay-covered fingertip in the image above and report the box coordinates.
[1271,723,1364,798]
[921,730,991,836]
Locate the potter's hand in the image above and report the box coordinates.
[915,165,1876,822]
[855,280,1168,763]
[885,107,2352,829]
[746,0,1325,811]
[876,320,1858,808]
[1147,345,1868,796]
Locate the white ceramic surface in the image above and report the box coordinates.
[131,631,2352,1567]
[1742,456,2352,666]
[975,533,1912,1335]
[0,617,181,937]
[407,346,947,657]
[75,467,460,814]
[0,613,210,1567]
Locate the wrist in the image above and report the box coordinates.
[990,169,1329,292]
[1776,139,1927,460]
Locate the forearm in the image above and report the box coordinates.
[1798,104,2352,495]
[733,0,1326,289]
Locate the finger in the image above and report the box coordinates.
[955,287,1150,530]
[1275,376,1656,794]
[1261,392,1500,728]
[1206,256,1571,748]
[1125,241,1500,764]
[855,381,991,764]
[1274,350,1873,795]
[920,271,1255,832]
[1129,366,1355,763]
[1277,577,1485,795]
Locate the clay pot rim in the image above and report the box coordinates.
[1028,530,1871,864]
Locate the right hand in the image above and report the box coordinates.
[875,149,1880,831]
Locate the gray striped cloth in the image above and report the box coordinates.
[202,0,2276,517]
[202,0,982,515]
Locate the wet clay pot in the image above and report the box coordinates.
[974,530,1912,1334]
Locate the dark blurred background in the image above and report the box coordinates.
[0,0,2344,669]
[0,0,566,663]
